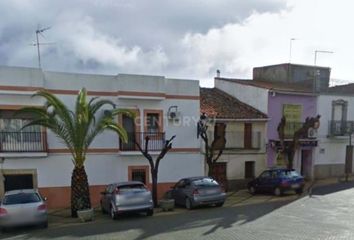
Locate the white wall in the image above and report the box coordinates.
[0,66,203,187]
[315,94,354,166]
[215,79,269,114]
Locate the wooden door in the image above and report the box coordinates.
[244,123,252,149]
[211,162,228,191]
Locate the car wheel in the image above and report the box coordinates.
[185,198,193,210]
[110,206,117,220]
[215,202,224,207]
[274,187,282,196]
[146,209,154,216]
[41,221,48,229]
[296,188,303,194]
[249,186,256,195]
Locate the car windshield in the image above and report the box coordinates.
[118,184,146,193]
[192,178,219,187]
[280,170,300,178]
[3,193,41,205]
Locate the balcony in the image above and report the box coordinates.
[283,122,303,139]
[207,131,262,150]
[329,120,354,136]
[119,132,165,152]
[225,131,261,150]
[0,131,48,153]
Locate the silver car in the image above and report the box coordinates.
[168,177,226,209]
[0,189,48,231]
[100,181,153,220]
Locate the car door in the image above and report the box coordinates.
[256,171,271,192]
[172,179,186,205]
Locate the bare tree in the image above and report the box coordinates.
[198,114,226,177]
[135,135,176,207]
[277,115,320,169]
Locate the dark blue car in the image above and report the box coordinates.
[247,168,305,196]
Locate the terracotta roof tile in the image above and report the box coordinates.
[200,88,267,120]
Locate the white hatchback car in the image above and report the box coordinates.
[0,189,48,231]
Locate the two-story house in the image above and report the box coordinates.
[314,84,354,178]
[0,66,203,208]
[215,65,320,180]
[200,88,268,189]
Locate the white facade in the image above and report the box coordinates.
[215,79,269,114]
[314,94,354,178]
[0,66,203,207]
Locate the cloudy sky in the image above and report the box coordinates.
[0,0,352,86]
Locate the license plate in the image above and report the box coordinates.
[291,184,300,188]
[206,190,216,194]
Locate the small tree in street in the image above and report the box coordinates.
[198,114,226,177]
[135,135,176,207]
[277,115,320,169]
[17,88,132,217]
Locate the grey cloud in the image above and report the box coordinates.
[0,0,287,80]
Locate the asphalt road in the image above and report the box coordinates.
[2,182,354,240]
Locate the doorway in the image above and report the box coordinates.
[4,174,34,192]
[211,162,228,191]
[120,115,136,150]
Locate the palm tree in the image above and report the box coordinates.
[17,88,132,217]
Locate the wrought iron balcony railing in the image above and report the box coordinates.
[329,120,354,136]
[0,131,48,152]
[119,132,165,151]
[283,122,303,139]
[207,131,262,150]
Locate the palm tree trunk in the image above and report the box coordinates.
[71,166,91,217]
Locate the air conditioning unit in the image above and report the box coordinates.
[168,111,181,120]
[308,128,318,139]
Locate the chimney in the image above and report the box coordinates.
[216,69,220,78]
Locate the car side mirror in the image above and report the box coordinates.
[100,191,106,195]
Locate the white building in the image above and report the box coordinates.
[314,85,354,178]
[200,88,268,189]
[0,66,203,208]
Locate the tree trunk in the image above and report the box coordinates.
[207,161,213,177]
[287,150,294,170]
[71,166,91,217]
[151,170,158,207]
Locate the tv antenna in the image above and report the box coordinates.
[31,26,55,69]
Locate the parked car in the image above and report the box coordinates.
[0,189,48,232]
[247,168,305,196]
[100,181,153,220]
[166,177,226,209]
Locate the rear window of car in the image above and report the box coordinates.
[192,178,219,187]
[280,170,300,178]
[118,184,147,193]
[3,193,41,205]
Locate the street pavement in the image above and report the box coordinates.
[2,181,354,240]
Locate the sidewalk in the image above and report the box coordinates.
[47,177,349,229]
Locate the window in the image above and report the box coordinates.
[3,193,41,205]
[146,113,160,133]
[192,178,219,187]
[259,171,270,178]
[244,123,252,149]
[129,166,149,185]
[131,169,147,184]
[0,119,41,142]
